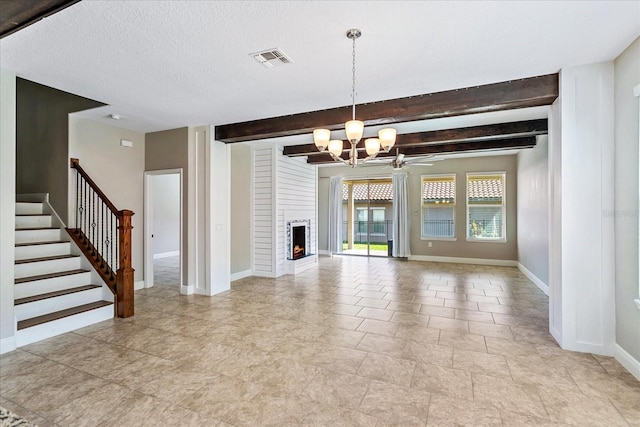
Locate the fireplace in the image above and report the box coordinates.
[287,219,310,261]
[292,226,305,259]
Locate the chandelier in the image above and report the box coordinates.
[313,29,396,167]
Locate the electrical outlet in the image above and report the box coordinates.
[428,241,432,248]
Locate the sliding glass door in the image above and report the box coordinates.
[342,178,393,257]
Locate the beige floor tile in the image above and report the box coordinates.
[453,348,511,379]
[305,345,368,375]
[472,373,547,419]
[356,333,407,358]
[412,363,473,401]
[426,394,501,426]
[444,299,479,310]
[438,330,487,352]
[419,305,455,318]
[357,318,400,337]
[359,380,430,425]
[455,308,495,323]
[301,403,378,426]
[3,257,638,426]
[395,324,441,345]
[224,387,315,426]
[356,307,394,321]
[179,374,264,420]
[316,327,366,349]
[390,311,431,326]
[428,316,469,333]
[301,369,370,410]
[402,340,454,368]
[539,385,630,426]
[357,353,416,386]
[469,320,514,339]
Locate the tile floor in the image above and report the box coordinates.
[1,255,639,426]
[153,255,180,286]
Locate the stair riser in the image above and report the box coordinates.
[15,242,71,261]
[15,203,43,215]
[15,305,114,347]
[15,288,105,321]
[15,272,93,299]
[15,229,61,244]
[15,257,82,280]
[15,215,52,228]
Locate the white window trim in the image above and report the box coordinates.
[635,83,640,310]
[466,171,507,243]
[421,173,456,239]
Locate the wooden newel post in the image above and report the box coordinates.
[116,209,135,318]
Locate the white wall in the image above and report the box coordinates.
[151,174,180,256]
[0,68,16,353]
[550,61,616,355]
[69,117,146,284]
[275,148,317,277]
[252,144,317,277]
[613,37,640,369]
[252,146,275,277]
[517,135,549,290]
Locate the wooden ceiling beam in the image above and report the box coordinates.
[0,0,80,39]
[215,74,558,143]
[305,136,537,165]
[283,119,547,157]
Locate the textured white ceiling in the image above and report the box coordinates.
[1,0,638,134]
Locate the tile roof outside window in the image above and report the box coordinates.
[422,179,455,203]
[467,177,503,203]
[343,183,393,201]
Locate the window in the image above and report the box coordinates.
[422,175,456,238]
[466,173,506,241]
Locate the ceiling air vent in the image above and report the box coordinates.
[250,48,293,68]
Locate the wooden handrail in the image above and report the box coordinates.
[69,158,134,318]
[70,158,119,215]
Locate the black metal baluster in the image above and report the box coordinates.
[75,170,79,230]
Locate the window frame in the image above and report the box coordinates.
[421,174,457,241]
[466,171,507,243]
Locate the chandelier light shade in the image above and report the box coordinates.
[313,29,396,167]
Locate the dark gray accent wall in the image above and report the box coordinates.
[16,78,104,220]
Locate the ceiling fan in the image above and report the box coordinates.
[380,149,440,170]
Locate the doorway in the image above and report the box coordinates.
[342,178,393,257]
[144,169,183,288]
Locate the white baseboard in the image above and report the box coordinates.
[0,336,16,354]
[319,249,331,255]
[517,263,549,295]
[134,280,145,290]
[231,269,251,281]
[615,343,640,381]
[153,251,179,259]
[408,255,518,267]
[181,285,194,295]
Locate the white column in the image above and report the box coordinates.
[205,127,230,295]
[549,62,616,355]
[0,68,16,353]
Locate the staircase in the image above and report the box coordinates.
[14,197,113,347]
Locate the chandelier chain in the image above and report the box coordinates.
[351,33,356,121]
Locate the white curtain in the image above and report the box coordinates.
[328,176,343,254]
[392,172,411,257]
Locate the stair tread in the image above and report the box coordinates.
[16,214,51,217]
[15,254,79,265]
[17,300,113,330]
[15,240,68,247]
[15,269,90,284]
[15,227,59,231]
[15,285,102,305]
